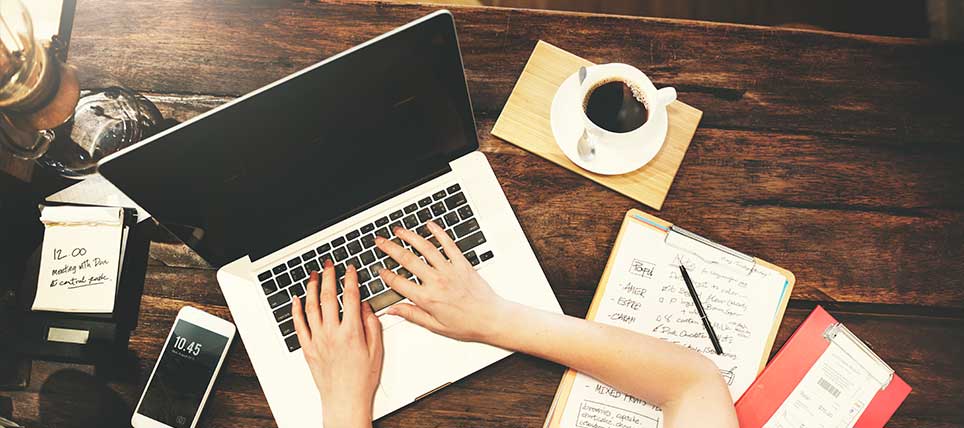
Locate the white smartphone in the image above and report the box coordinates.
[132,306,236,428]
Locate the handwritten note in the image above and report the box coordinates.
[558,220,788,428]
[32,206,126,313]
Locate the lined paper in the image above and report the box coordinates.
[558,219,787,428]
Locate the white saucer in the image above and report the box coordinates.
[550,72,668,175]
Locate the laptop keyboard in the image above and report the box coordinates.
[255,183,495,352]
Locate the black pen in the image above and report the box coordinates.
[679,264,724,355]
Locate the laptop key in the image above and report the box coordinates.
[346,257,361,270]
[302,249,316,260]
[430,202,446,217]
[416,225,431,238]
[432,190,447,200]
[456,231,486,252]
[418,197,433,207]
[480,250,494,262]
[374,228,390,239]
[346,230,360,240]
[390,210,404,220]
[464,250,479,266]
[285,334,301,352]
[335,264,347,277]
[291,281,306,297]
[317,252,331,264]
[428,236,441,249]
[457,205,473,220]
[404,203,418,214]
[397,267,412,278]
[268,290,290,309]
[446,183,461,194]
[402,215,418,229]
[332,236,347,247]
[385,258,399,270]
[360,250,376,266]
[358,268,372,284]
[359,285,371,300]
[276,272,293,287]
[274,304,292,322]
[370,261,385,274]
[347,240,363,255]
[389,221,402,234]
[361,223,375,234]
[287,257,301,268]
[374,246,386,258]
[369,279,386,294]
[361,234,376,249]
[290,266,307,281]
[258,271,272,282]
[316,243,331,254]
[279,319,295,336]
[272,264,287,275]
[445,192,467,210]
[375,216,390,227]
[443,212,460,227]
[261,279,277,295]
[305,259,321,273]
[416,208,432,223]
[332,246,349,261]
[454,218,480,238]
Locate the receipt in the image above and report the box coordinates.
[764,330,889,428]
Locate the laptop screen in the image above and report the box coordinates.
[99,12,478,266]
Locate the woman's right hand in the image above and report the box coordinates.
[373,221,517,343]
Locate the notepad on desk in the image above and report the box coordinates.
[545,209,795,428]
[32,205,129,314]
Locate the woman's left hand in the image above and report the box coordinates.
[291,260,384,428]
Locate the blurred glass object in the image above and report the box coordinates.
[38,87,163,179]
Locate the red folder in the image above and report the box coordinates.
[736,306,911,427]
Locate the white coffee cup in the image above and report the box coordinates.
[577,63,676,159]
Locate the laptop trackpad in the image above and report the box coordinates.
[380,321,466,402]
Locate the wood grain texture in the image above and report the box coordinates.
[491,41,703,210]
[4,1,963,427]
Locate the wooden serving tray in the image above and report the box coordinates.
[491,41,702,210]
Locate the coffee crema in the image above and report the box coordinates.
[583,79,648,133]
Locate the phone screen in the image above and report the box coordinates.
[138,319,229,427]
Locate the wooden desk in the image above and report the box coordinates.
[5,1,963,427]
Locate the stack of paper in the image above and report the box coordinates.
[32,206,128,313]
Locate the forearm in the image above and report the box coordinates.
[487,302,736,426]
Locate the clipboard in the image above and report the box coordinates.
[735,306,911,428]
[544,208,795,428]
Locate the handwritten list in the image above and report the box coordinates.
[558,220,787,428]
[32,206,127,313]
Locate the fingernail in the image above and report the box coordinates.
[373,266,383,274]
[325,259,333,267]
[375,236,385,243]
[393,226,403,234]
[310,270,318,279]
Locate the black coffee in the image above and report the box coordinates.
[583,80,648,133]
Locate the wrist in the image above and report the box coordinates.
[323,404,372,428]
[478,299,526,347]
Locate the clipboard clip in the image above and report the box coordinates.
[823,323,895,390]
[666,225,758,274]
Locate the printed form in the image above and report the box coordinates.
[558,220,787,428]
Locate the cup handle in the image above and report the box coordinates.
[655,87,677,107]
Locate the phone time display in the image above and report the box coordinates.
[138,320,228,428]
[173,335,203,357]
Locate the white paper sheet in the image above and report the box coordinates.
[558,219,788,428]
[32,206,126,313]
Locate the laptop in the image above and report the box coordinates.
[98,10,562,427]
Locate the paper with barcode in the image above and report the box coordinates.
[32,206,126,313]
[558,220,787,428]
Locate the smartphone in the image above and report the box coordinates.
[132,306,236,428]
